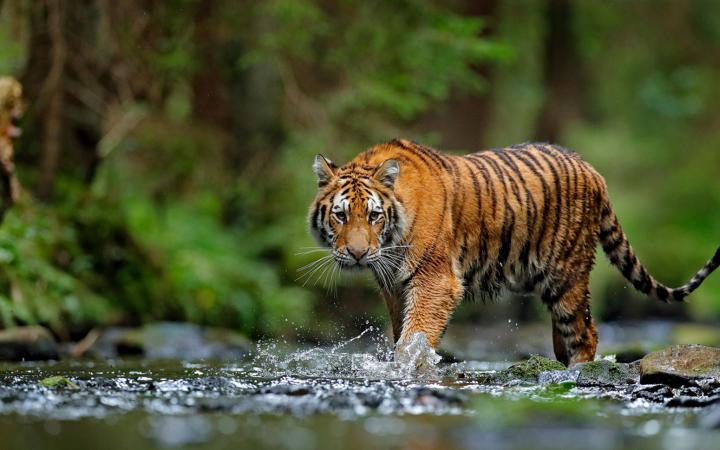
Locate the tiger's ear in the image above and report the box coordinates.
[373,159,400,188]
[313,154,337,187]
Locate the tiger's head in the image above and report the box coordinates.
[308,154,406,269]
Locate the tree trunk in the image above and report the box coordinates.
[534,0,587,143]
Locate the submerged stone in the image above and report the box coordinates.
[640,345,720,387]
[576,360,639,387]
[0,326,59,361]
[39,375,80,390]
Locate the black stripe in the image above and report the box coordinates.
[635,266,652,294]
[446,156,462,237]
[465,156,497,218]
[477,154,512,228]
[620,251,636,279]
[535,150,563,261]
[540,146,571,260]
[410,141,452,172]
[497,200,515,268]
[512,150,551,258]
[542,281,570,306]
[599,221,618,240]
[400,141,448,173]
[495,150,527,185]
[557,313,576,325]
[602,234,624,254]
[560,157,587,260]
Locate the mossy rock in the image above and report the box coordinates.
[39,376,80,390]
[576,360,639,386]
[640,344,720,387]
[495,355,565,383]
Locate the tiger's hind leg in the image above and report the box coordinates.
[542,273,598,366]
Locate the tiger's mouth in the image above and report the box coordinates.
[332,250,368,269]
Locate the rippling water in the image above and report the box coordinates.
[0,327,718,450]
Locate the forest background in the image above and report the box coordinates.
[0,0,719,344]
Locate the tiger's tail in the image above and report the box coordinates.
[599,203,720,302]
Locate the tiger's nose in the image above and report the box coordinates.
[347,246,368,262]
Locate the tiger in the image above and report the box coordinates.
[307,139,720,366]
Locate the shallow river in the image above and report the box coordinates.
[0,327,718,450]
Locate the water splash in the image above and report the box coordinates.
[394,332,442,375]
[250,327,440,380]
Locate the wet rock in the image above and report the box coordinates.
[260,384,313,396]
[694,378,720,394]
[0,326,59,361]
[458,371,498,384]
[437,348,462,364]
[412,387,466,406]
[576,360,639,387]
[39,376,80,390]
[640,345,720,387]
[494,355,566,383]
[665,394,720,408]
[355,392,384,409]
[627,383,673,402]
[91,322,252,360]
[538,369,580,385]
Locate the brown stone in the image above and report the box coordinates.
[640,344,720,387]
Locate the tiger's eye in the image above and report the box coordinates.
[334,211,346,222]
[368,211,381,222]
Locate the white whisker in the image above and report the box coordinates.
[294,248,331,256]
[296,254,334,272]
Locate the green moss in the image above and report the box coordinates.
[495,355,565,383]
[576,360,638,386]
[39,376,80,390]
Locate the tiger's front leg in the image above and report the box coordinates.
[394,267,463,365]
[381,291,403,343]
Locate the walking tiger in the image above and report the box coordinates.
[307,139,720,366]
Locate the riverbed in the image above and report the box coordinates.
[1,325,719,450]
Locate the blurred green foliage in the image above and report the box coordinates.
[0,0,718,339]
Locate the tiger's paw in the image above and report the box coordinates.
[394,332,441,375]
